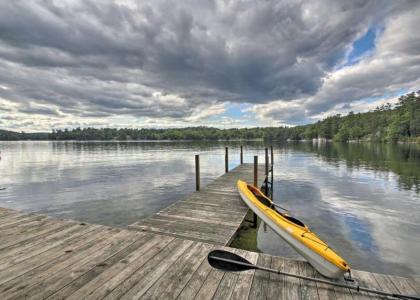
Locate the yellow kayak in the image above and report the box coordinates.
[237,180,350,278]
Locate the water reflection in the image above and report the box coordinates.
[257,142,420,276]
[0,141,419,276]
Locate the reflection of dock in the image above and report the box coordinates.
[129,163,266,245]
[0,157,419,299]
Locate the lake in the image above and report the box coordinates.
[0,141,419,277]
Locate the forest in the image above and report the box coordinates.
[1,91,419,142]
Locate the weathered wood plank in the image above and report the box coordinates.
[297,260,319,300]
[230,249,259,300]
[407,277,420,294]
[0,224,102,285]
[0,220,76,251]
[0,223,98,268]
[176,246,221,300]
[387,275,418,297]
[137,214,237,235]
[156,212,241,227]
[17,230,139,300]
[282,258,301,299]
[46,231,153,299]
[248,253,272,300]
[0,215,49,233]
[0,227,115,299]
[140,242,213,299]
[351,270,381,299]
[117,239,193,300]
[61,234,174,300]
[265,254,284,300]
[212,248,256,300]
[103,238,192,299]
[193,266,225,300]
[312,267,337,300]
[130,223,229,244]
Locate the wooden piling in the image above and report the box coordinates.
[270,145,274,166]
[265,148,269,195]
[240,145,243,165]
[195,155,200,191]
[270,145,274,198]
[253,155,258,187]
[265,148,269,176]
[225,147,229,173]
[253,155,259,228]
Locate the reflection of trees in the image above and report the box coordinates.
[287,142,420,193]
[50,140,266,153]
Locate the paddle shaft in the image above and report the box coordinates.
[210,256,420,300]
[271,202,289,212]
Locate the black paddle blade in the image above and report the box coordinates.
[207,250,255,272]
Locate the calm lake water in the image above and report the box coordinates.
[0,141,419,277]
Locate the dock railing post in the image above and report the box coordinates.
[240,145,243,165]
[225,147,229,173]
[270,145,274,198]
[253,155,258,187]
[265,148,269,196]
[195,155,200,191]
[253,155,258,227]
[270,145,274,167]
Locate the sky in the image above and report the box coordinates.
[0,0,419,132]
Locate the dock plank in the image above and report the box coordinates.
[117,239,193,300]
[282,257,301,299]
[19,230,139,300]
[0,227,116,299]
[140,242,212,299]
[69,234,175,300]
[297,260,319,300]
[248,253,272,300]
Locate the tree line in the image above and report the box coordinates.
[1,91,419,142]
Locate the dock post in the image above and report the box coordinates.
[265,148,269,196]
[253,155,258,187]
[252,155,258,227]
[270,145,274,166]
[270,145,274,198]
[195,155,200,191]
[225,147,229,173]
[240,145,243,165]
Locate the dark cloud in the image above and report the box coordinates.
[19,104,60,116]
[0,0,418,128]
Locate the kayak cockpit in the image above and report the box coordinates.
[247,184,307,228]
[283,215,305,227]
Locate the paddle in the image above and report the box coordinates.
[271,202,289,212]
[208,250,420,300]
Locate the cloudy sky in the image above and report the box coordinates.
[0,0,419,131]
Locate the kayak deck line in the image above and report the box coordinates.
[0,206,418,299]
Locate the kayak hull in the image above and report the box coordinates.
[238,182,348,279]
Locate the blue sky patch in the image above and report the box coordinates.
[346,28,376,66]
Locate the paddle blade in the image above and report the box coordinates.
[207,250,256,272]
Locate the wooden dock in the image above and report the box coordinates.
[0,207,419,299]
[0,159,419,299]
[129,163,267,245]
